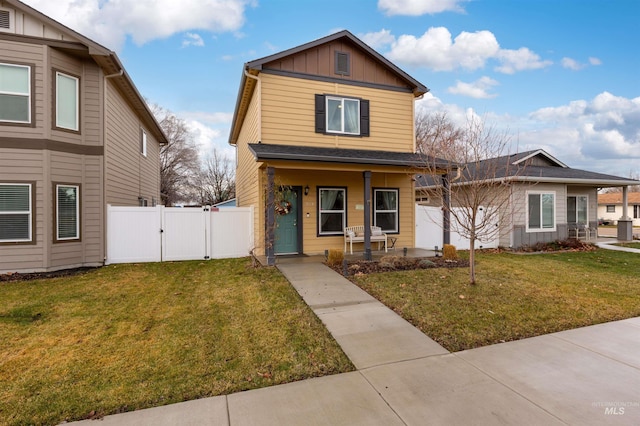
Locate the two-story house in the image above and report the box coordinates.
[229,30,445,264]
[0,0,167,273]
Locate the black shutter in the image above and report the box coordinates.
[315,94,325,133]
[360,99,370,137]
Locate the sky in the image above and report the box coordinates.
[23,0,640,178]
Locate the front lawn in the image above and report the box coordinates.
[614,242,640,249]
[0,259,353,425]
[350,249,640,352]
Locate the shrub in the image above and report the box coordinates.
[443,244,458,260]
[327,249,344,267]
[418,259,436,268]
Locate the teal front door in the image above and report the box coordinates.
[275,188,300,254]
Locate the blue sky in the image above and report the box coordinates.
[24,0,640,178]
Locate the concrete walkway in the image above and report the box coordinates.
[596,240,640,253]
[72,262,640,425]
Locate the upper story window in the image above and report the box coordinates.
[0,183,32,243]
[327,97,360,135]
[0,63,31,124]
[141,129,148,157]
[55,71,79,131]
[315,94,369,137]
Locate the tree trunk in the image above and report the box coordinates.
[469,238,476,285]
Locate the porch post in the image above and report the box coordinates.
[442,173,451,245]
[363,170,372,261]
[617,185,633,241]
[265,167,276,265]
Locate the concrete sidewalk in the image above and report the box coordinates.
[73,263,640,425]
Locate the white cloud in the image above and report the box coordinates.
[387,27,500,71]
[383,27,550,74]
[523,92,640,169]
[589,57,602,66]
[360,29,396,50]
[561,57,585,71]
[447,76,499,99]
[494,47,552,74]
[182,33,205,48]
[378,0,467,15]
[22,0,253,51]
[416,92,640,177]
[180,111,235,160]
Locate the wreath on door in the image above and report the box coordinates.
[275,200,292,215]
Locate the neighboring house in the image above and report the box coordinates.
[229,30,446,263]
[213,198,236,208]
[0,0,167,273]
[416,149,640,249]
[598,192,640,226]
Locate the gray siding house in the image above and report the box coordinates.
[416,150,640,249]
[0,0,167,273]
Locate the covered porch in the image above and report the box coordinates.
[249,143,446,265]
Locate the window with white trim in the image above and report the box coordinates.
[55,71,79,131]
[0,63,30,123]
[606,205,615,213]
[0,183,32,242]
[56,184,79,241]
[374,188,399,233]
[567,195,588,225]
[318,187,346,235]
[527,192,555,231]
[326,97,360,134]
[141,129,148,157]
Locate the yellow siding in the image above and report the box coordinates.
[272,168,414,255]
[260,73,414,153]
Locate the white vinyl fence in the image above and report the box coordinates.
[415,204,499,250]
[106,205,254,265]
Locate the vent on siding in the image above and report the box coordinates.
[335,51,350,76]
[0,10,11,30]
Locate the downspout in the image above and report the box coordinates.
[102,68,124,263]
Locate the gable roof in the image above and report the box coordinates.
[229,30,428,145]
[4,0,167,145]
[416,149,640,188]
[248,143,450,169]
[598,193,640,204]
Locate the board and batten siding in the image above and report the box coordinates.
[260,73,415,153]
[104,81,160,205]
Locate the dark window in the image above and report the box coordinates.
[606,205,615,213]
[374,188,399,233]
[56,184,79,241]
[335,51,350,75]
[0,183,31,242]
[315,94,369,137]
[318,187,346,235]
[634,205,639,219]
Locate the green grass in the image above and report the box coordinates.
[613,242,640,249]
[0,259,353,425]
[350,249,640,352]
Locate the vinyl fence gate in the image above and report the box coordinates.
[106,205,254,265]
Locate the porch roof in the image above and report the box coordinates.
[248,143,450,169]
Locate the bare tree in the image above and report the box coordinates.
[416,110,465,162]
[196,148,236,205]
[149,103,201,206]
[418,113,521,285]
[599,171,640,193]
